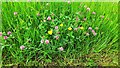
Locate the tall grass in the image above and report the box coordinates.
[1,2,118,66]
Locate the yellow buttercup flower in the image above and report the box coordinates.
[60,23,63,26]
[68,27,72,30]
[80,26,84,30]
[48,30,52,35]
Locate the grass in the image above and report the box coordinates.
[1,2,118,66]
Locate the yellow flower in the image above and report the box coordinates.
[60,23,63,26]
[80,26,84,30]
[68,27,72,30]
[48,30,52,35]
